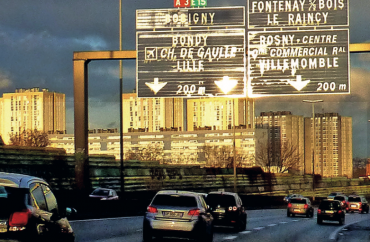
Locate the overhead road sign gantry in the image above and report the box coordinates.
[248,29,349,96]
[136,7,246,98]
[248,0,348,29]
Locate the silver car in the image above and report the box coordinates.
[143,190,214,242]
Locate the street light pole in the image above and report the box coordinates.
[119,0,124,197]
[303,100,323,201]
[233,99,236,193]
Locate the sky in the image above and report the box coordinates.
[0,1,369,158]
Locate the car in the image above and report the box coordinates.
[143,190,213,242]
[206,191,247,231]
[317,199,345,225]
[334,195,349,212]
[327,192,345,200]
[287,197,314,218]
[0,172,76,241]
[283,194,303,203]
[89,188,119,201]
[347,195,369,213]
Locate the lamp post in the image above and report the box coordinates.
[233,99,236,193]
[303,100,323,201]
[119,0,124,197]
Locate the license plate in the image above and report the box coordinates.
[215,209,225,213]
[163,211,183,217]
[294,209,300,212]
[325,210,334,214]
[351,205,357,208]
[0,227,6,233]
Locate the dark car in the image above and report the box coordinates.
[206,191,247,231]
[283,194,303,203]
[0,172,76,241]
[287,197,314,218]
[334,195,349,212]
[89,188,119,201]
[317,199,345,225]
[143,190,213,242]
[347,195,369,213]
[327,192,345,200]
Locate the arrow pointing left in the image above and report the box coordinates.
[145,78,167,95]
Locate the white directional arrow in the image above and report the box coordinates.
[145,78,167,95]
[287,75,310,91]
[215,76,238,94]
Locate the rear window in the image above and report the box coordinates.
[329,193,338,196]
[152,194,198,207]
[0,186,28,218]
[334,196,345,201]
[91,189,109,196]
[206,194,236,207]
[348,197,361,202]
[290,198,307,204]
[319,201,341,210]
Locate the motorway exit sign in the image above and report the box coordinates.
[136,7,246,98]
[174,0,207,8]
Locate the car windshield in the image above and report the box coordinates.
[206,194,236,207]
[329,193,338,196]
[152,194,197,207]
[290,198,306,204]
[319,202,341,210]
[91,189,109,196]
[348,197,361,202]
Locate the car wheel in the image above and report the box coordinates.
[241,215,247,231]
[339,217,344,225]
[287,211,290,217]
[317,218,323,224]
[306,212,310,218]
[142,224,152,242]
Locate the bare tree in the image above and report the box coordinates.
[125,143,163,163]
[204,144,250,168]
[255,140,301,173]
[9,129,50,147]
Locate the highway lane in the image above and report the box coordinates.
[71,209,370,242]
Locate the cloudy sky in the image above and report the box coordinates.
[0,1,369,157]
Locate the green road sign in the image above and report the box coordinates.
[191,0,207,7]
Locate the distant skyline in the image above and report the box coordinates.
[0,1,369,158]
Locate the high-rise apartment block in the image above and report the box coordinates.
[304,113,352,178]
[122,93,255,133]
[255,111,305,173]
[0,88,65,144]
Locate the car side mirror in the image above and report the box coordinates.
[66,207,77,218]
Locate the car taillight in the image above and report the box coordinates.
[359,202,362,207]
[233,206,237,211]
[304,204,308,209]
[9,209,31,227]
[318,209,321,214]
[288,203,292,208]
[147,206,158,213]
[188,209,200,216]
[338,210,343,214]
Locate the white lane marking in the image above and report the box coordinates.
[70,216,143,223]
[268,224,277,227]
[329,219,364,240]
[239,231,252,234]
[253,227,265,230]
[279,222,288,224]
[223,236,238,240]
[136,229,142,232]
[342,228,348,231]
[292,220,299,222]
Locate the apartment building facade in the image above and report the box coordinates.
[122,93,255,133]
[0,88,65,144]
[49,128,267,167]
[255,111,305,173]
[304,113,353,178]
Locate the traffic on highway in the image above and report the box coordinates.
[71,190,370,242]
